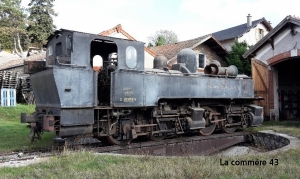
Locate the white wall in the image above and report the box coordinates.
[239,23,269,46]
[253,26,300,120]
[221,23,270,52]
[255,27,300,64]
[144,51,154,68]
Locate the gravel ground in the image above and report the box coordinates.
[0,157,48,168]
[0,152,51,168]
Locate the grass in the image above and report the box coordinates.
[0,107,300,178]
[0,148,300,179]
[0,104,54,153]
[246,121,300,137]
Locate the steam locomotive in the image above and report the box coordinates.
[21,29,263,145]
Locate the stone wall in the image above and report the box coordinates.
[193,44,227,67]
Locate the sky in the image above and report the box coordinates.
[21,0,300,44]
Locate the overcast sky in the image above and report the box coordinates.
[22,0,299,44]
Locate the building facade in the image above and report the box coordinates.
[244,16,300,120]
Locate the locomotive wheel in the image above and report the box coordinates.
[221,116,237,133]
[199,106,217,136]
[107,122,132,146]
[242,113,252,128]
[221,125,236,133]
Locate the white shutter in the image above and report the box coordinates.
[255,28,259,42]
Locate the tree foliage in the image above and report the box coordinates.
[226,40,251,76]
[0,0,28,55]
[148,30,178,47]
[27,0,57,49]
[155,35,166,46]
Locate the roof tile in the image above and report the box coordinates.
[150,35,210,60]
[212,18,272,41]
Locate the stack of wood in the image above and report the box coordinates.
[0,72,3,88]
[0,71,19,89]
[17,76,35,104]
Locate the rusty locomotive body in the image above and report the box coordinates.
[21,29,263,145]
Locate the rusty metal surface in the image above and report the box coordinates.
[43,116,54,132]
[24,61,45,74]
[60,109,94,126]
[58,125,93,137]
[94,131,250,156]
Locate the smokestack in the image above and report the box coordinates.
[247,14,252,27]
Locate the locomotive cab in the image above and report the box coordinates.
[22,29,147,142]
[43,29,145,71]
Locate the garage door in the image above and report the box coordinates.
[251,59,269,117]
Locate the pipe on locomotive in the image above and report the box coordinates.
[204,60,238,77]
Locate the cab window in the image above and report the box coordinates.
[125,46,137,69]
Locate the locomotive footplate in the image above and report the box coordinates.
[93,131,252,156]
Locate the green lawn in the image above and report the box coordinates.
[0,104,54,153]
[247,120,300,137]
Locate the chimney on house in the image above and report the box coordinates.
[247,14,252,27]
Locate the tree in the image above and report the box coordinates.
[226,40,251,76]
[148,30,178,47]
[0,0,28,56]
[27,0,57,50]
[155,35,166,46]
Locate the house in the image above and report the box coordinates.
[99,24,156,68]
[213,14,273,51]
[150,34,228,70]
[243,15,300,120]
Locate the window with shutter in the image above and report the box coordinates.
[259,29,264,40]
[198,53,206,68]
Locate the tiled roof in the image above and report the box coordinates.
[150,35,211,60]
[212,18,272,41]
[99,24,156,57]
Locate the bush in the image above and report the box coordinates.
[226,40,251,76]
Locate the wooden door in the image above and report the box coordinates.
[251,59,269,117]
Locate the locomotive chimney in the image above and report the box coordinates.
[247,14,252,27]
